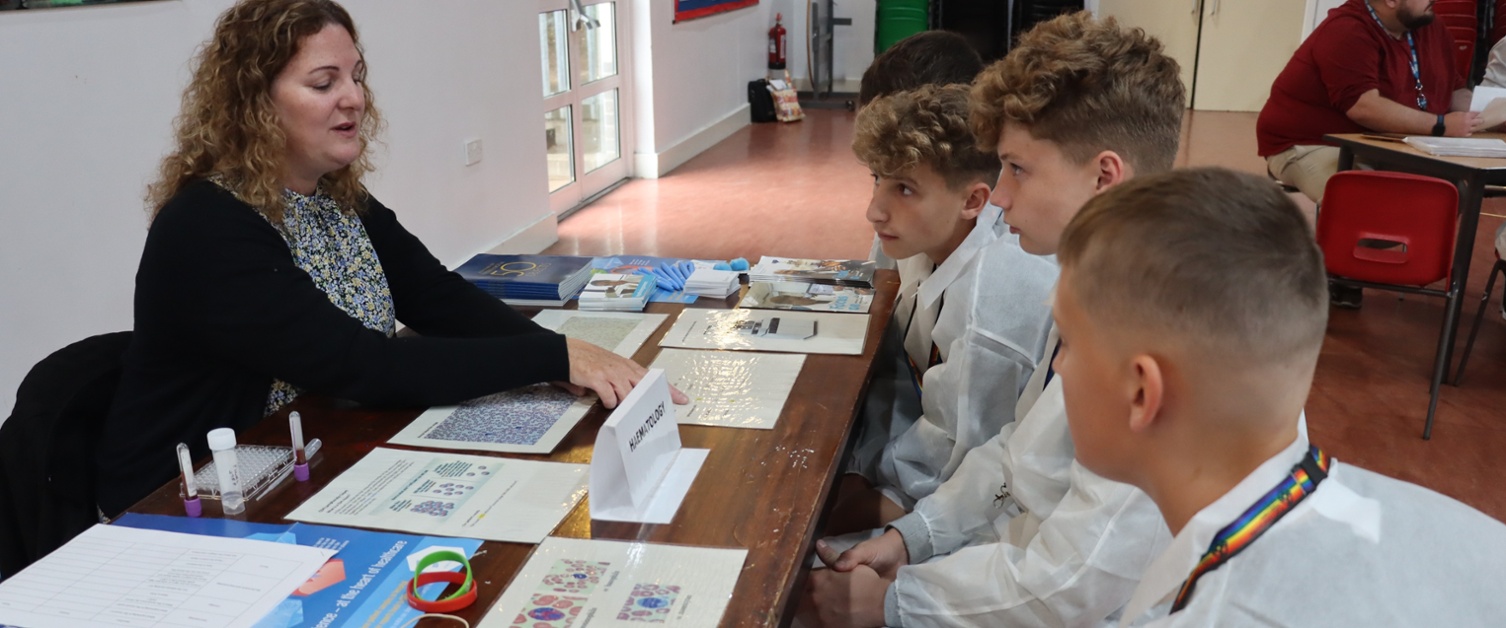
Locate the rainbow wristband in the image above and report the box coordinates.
[406,550,477,613]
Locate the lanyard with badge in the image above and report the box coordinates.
[1170,445,1333,613]
[1364,0,1429,110]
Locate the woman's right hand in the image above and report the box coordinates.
[562,338,689,408]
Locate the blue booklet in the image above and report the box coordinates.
[114,514,483,628]
[454,254,595,301]
[590,255,715,304]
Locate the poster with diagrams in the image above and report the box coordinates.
[658,308,870,355]
[532,310,670,358]
[648,348,804,430]
[477,537,747,628]
[286,448,587,543]
[389,384,595,454]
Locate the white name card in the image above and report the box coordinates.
[590,369,708,523]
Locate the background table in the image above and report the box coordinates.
[126,270,900,628]
[1324,133,1506,374]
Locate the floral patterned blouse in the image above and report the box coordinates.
[259,186,396,413]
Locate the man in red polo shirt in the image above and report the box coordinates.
[1258,0,1479,206]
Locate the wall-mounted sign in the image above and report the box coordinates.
[1,0,162,11]
[674,0,758,23]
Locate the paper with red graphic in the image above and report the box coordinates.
[479,538,746,627]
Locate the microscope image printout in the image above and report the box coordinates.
[0,524,333,628]
[658,309,869,355]
[532,310,670,358]
[477,537,747,628]
[286,448,587,543]
[388,384,596,454]
[649,349,805,430]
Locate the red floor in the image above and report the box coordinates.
[547,109,1506,522]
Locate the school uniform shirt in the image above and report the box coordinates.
[858,204,1058,509]
[845,255,931,481]
[883,323,1171,627]
[870,233,899,271]
[1121,430,1506,627]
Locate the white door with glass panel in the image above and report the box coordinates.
[541,0,630,215]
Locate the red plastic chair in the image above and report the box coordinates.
[1435,0,1478,17]
[1317,171,1461,439]
[1441,13,1478,32]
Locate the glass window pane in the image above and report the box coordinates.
[545,106,574,193]
[540,11,569,97]
[581,90,619,174]
[575,2,617,85]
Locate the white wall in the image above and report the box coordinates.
[1304,0,1345,38]
[784,0,875,91]
[632,0,790,176]
[0,0,554,423]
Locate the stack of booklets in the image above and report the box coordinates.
[1402,136,1506,158]
[748,256,877,288]
[579,273,656,311]
[685,267,741,298]
[454,254,594,306]
[741,281,874,313]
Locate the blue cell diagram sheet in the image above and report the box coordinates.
[388,384,596,455]
[286,448,587,543]
[387,311,669,455]
[476,537,747,628]
[648,348,804,430]
[531,310,670,358]
[658,308,870,355]
[112,513,484,628]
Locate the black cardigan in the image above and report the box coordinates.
[97,180,569,515]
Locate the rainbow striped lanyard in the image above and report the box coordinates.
[1170,445,1332,613]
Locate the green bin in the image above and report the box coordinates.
[875,0,929,55]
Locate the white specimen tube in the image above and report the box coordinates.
[206,428,245,515]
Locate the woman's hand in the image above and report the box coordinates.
[563,338,689,408]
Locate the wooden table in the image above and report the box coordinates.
[126,270,900,628]
[1324,133,1506,374]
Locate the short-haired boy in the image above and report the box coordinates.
[859,30,984,107]
[1054,167,1506,625]
[811,13,1182,626]
[836,84,1057,528]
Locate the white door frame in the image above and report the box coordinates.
[539,0,635,215]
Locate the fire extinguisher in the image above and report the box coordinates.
[768,13,787,71]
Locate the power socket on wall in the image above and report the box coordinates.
[464,138,483,166]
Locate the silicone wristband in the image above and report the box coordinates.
[406,550,476,613]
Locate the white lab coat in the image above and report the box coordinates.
[882,323,1172,627]
[1122,431,1506,627]
[853,204,1058,509]
[1483,37,1506,88]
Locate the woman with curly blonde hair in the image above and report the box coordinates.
[98,0,677,516]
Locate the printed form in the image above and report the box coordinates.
[0,524,333,628]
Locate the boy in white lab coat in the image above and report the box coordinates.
[859,29,987,274]
[809,12,1182,627]
[839,32,1048,528]
[1052,167,1506,626]
[835,83,1057,529]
